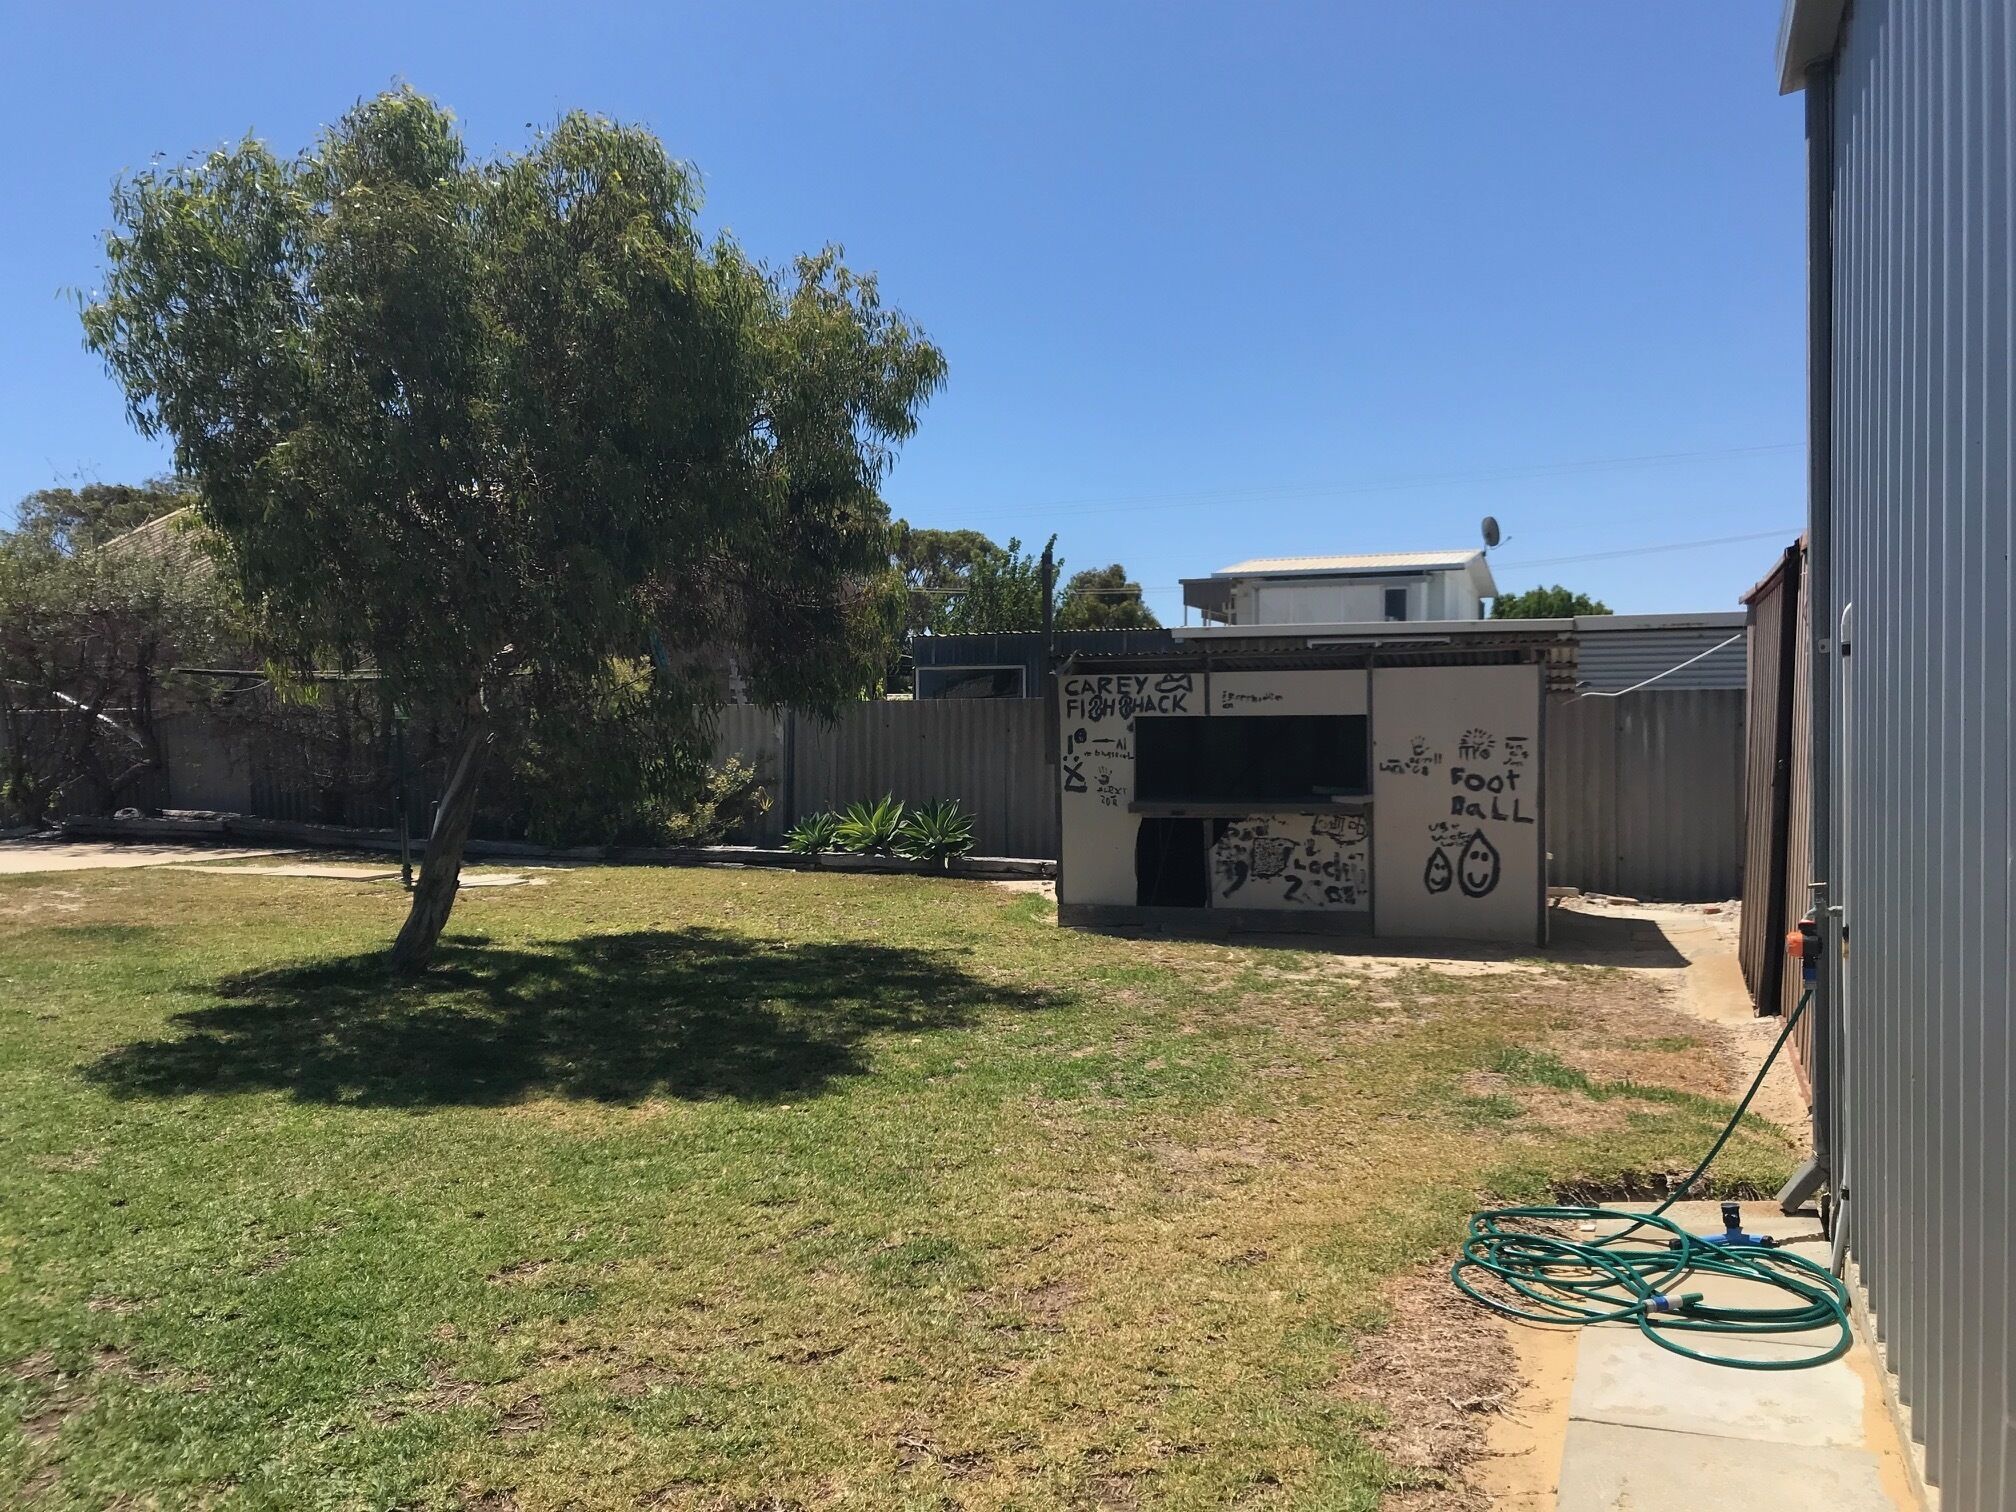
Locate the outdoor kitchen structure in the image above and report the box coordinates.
[1054,622,1569,946]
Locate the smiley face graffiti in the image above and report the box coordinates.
[1422,828,1501,899]
[1456,828,1501,897]
[1423,847,1454,894]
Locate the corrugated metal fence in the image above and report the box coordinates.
[1544,690,1746,902]
[110,689,1741,894]
[718,692,1745,898]
[1575,619,1748,692]
[714,700,1057,858]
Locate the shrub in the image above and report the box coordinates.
[834,794,905,854]
[517,750,770,849]
[894,798,976,866]
[658,758,773,845]
[783,811,843,855]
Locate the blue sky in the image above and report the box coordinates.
[1,1,1805,616]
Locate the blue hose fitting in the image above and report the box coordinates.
[1667,1201,1779,1250]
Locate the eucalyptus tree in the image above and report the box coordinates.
[86,89,944,969]
[1057,564,1159,630]
[1488,585,1612,619]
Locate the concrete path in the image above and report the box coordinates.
[0,839,289,874]
[0,840,541,888]
[1551,1202,1914,1511]
[1481,902,1917,1509]
[166,863,542,888]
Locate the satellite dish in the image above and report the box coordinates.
[1481,516,1502,550]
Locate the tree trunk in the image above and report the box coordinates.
[387,716,492,974]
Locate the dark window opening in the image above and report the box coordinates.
[1135,817,1212,906]
[1134,714,1370,805]
[1384,587,1409,622]
[916,666,1027,699]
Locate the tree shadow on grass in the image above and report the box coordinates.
[84,928,1062,1108]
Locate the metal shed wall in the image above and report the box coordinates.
[1822,0,2014,1502]
[912,630,1175,696]
[1574,621,1749,692]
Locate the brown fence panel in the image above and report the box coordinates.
[1780,550,1814,1090]
[1738,546,1803,1019]
[1546,689,1745,902]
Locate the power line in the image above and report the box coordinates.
[1494,528,1799,570]
[946,441,1803,526]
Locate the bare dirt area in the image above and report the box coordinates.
[1560,895,1811,1147]
[1339,1270,1517,1511]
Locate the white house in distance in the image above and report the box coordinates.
[1179,550,1499,626]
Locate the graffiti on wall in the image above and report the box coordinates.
[1210,812,1370,910]
[1422,820,1501,898]
[1378,734,1445,778]
[1217,686,1284,711]
[1062,673,1193,725]
[1407,725,1532,899]
[1061,674,1194,808]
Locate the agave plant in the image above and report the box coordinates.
[834,794,906,855]
[894,798,976,867]
[782,811,843,856]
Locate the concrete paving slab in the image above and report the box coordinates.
[1569,1328,1866,1447]
[1608,1199,1822,1244]
[1563,1203,1842,1346]
[1555,1420,1897,1512]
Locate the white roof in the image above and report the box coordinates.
[1211,550,1484,577]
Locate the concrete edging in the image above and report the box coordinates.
[56,814,1055,881]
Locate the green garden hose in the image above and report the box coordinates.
[1451,989,1853,1369]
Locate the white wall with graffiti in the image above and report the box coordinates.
[1058,669,1373,913]
[1209,812,1370,911]
[1057,659,1544,945]
[1057,669,1205,906]
[1369,664,1542,943]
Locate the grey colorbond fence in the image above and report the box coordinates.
[1544,690,1747,902]
[713,699,1057,858]
[101,690,1744,891]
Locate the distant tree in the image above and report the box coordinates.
[1489,584,1611,619]
[85,88,942,970]
[12,478,192,556]
[891,523,1000,639]
[1057,564,1159,631]
[934,535,1059,635]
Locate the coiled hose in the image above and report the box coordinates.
[1451,989,1852,1369]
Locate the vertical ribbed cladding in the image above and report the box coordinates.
[1821,0,2014,1500]
[715,700,1057,859]
[1544,690,1745,901]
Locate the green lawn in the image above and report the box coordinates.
[0,865,1794,1510]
